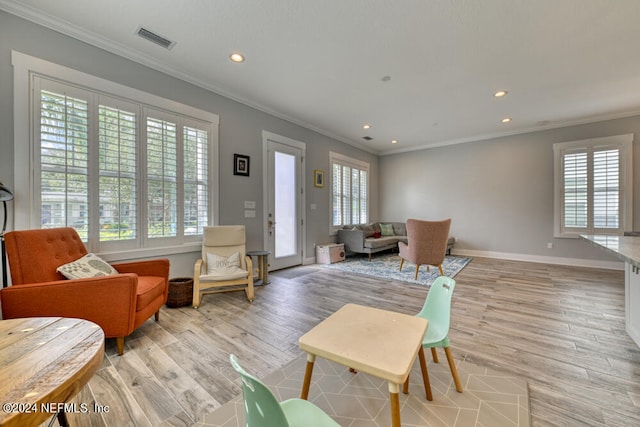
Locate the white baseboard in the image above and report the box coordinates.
[451,249,624,271]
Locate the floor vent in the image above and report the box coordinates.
[136,26,176,50]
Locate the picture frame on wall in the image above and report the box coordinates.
[234,154,250,176]
[314,169,324,188]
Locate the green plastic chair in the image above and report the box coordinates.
[409,276,463,400]
[229,354,341,427]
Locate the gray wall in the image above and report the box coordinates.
[0,10,631,277]
[0,11,379,277]
[380,116,640,266]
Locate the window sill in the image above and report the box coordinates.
[98,242,201,263]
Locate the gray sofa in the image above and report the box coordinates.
[337,222,455,260]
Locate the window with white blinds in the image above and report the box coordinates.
[33,75,215,253]
[553,135,633,237]
[330,152,369,231]
[98,103,137,243]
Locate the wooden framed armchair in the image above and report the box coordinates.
[193,225,254,308]
[0,227,169,355]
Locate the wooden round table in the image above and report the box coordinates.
[0,317,104,427]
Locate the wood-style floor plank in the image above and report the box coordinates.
[33,256,640,426]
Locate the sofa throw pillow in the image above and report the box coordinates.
[380,223,394,236]
[205,252,247,280]
[362,224,376,237]
[393,223,407,236]
[57,253,119,280]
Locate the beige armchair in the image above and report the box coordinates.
[398,218,452,279]
[193,225,254,307]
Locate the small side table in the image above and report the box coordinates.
[247,250,271,285]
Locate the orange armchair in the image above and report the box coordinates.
[0,227,169,355]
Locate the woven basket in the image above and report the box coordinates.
[166,277,194,308]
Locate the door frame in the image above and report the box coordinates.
[262,131,306,270]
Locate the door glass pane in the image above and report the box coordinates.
[275,151,296,258]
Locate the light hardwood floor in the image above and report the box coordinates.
[60,256,639,426]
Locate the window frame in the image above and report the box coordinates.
[553,134,633,238]
[329,151,370,234]
[12,50,219,260]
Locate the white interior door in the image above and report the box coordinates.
[264,133,305,271]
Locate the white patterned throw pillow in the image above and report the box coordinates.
[204,252,247,280]
[57,253,119,279]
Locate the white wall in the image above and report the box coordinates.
[380,116,640,268]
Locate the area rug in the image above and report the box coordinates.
[199,353,530,427]
[322,253,472,286]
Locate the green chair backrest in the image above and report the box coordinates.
[416,276,456,344]
[230,354,290,427]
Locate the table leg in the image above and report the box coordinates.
[301,353,316,400]
[261,254,269,284]
[388,382,401,427]
[258,256,264,282]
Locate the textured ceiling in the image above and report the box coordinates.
[3,0,640,155]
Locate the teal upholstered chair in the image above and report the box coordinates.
[229,354,340,427]
[407,276,463,400]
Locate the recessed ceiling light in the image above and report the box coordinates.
[363,124,371,130]
[391,140,398,144]
[381,76,391,82]
[229,53,245,63]
[501,117,512,123]
[494,90,508,97]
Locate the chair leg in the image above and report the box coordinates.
[399,257,405,271]
[193,288,200,308]
[431,347,439,363]
[444,346,463,393]
[418,347,433,401]
[56,408,69,427]
[245,286,255,302]
[438,264,444,276]
[155,311,160,321]
[116,337,125,356]
[414,265,420,280]
[403,373,409,394]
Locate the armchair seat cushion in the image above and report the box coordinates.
[199,270,248,281]
[136,276,167,310]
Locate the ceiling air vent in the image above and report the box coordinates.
[362,136,373,141]
[136,26,176,50]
